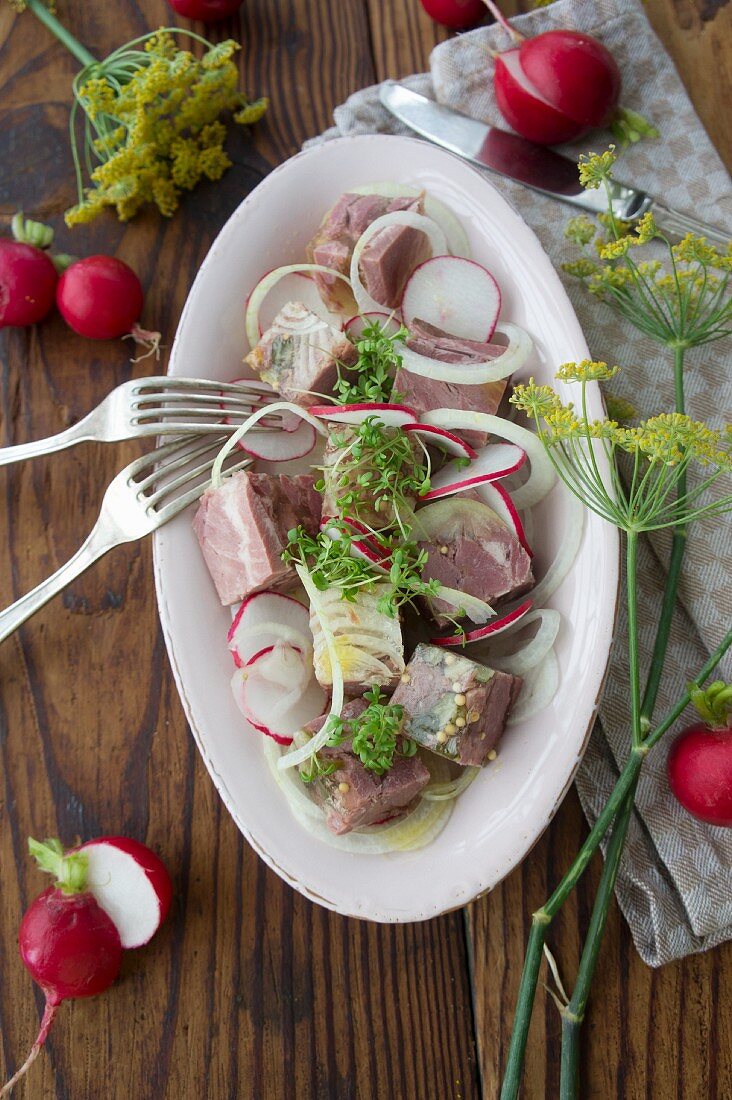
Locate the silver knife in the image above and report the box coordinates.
[379,84,729,247]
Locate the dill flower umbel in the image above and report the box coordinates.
[9,2,267,225]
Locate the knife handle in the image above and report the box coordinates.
[651,203,729,248]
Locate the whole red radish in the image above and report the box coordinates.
[419,0,486,30]
[166,0,244,20]
[485,1,622,145]
[56,255,144,340]
[0,214,60,329]
[0,838,122,1097]
[78,836,173,948]
[667,681,732,827]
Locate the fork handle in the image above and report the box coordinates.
[0,416,94,467]
[0,522,121,644]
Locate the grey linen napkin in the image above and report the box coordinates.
[305,0,732,965]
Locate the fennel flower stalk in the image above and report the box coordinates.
[9,0,267,226]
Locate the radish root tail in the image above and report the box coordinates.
[0,1000,59,1097]
[481,0,524,41]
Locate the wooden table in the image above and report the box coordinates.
[0,2,730,1096]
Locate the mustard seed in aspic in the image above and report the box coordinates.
[436,731,448,744]
[454,693,467,707]
[338,782,350,794]
[487,750,498,761]
[455,717,466,728]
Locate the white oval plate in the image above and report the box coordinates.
[154,134,618,921]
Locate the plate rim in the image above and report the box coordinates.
[153,132,620,921]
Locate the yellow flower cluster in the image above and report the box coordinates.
[65,32,267,226]
[555,360,619,383]
[626,414,731,469]
[577,147,617,190]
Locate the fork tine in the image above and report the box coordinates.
[133,435,226,491]
[155,458,252,522]
[133,392,265,410]
[133,377,274,397]
[127,421,280,437]
[146,451,250,505]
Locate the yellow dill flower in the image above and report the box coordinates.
[633,211,659,245]
[630,414,724,467]
[556,360,620,383]
[543,406,584,440]
[672,234,722,267]
[565,216,596,247]
[510,381,563,420]
[562,258,599,280]
[578,147,617,190]
[599,237,632,260]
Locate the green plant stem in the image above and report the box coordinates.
[557,345,689,1097]
[499,627,732,1100]
[25,0,97,68]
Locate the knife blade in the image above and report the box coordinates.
[379,84,729,248]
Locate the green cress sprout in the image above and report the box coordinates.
[7,2,266,225]
[334,318,409,405]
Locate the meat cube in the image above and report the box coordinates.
[390,644,521,767]
[416,498,533,625]
[310,584,405,693]
[393,319,509,448]
[307,191,424,312]
[302,700,430,834]
[244,301,357,407]
[358,223,432,309]
[193,471,321,605]
[321,424,423,531]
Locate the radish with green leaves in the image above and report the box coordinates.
[1,836,172,1097]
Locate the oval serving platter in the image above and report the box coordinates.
[153,133,618,921]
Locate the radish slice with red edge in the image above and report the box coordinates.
[212,401,327,486]
[349,211,448,315]
[228,590,312,668]
[220,377,303,437]
[402,256,501,342]
[421,443,527,499]
[77,837,173,949]
[402,422,477,459]
[399,321,532,385]
[344,312,404,340]
[472,481,533,557]
[320,516,391,572]
[422,409,554,509]
[244,263,352,351]
[231,645,327,745]
[309,402,417,428]
[237,417,317,462]
[431,599,533,646]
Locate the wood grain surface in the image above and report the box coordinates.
[0,1,730,1097]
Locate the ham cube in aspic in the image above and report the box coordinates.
[193,471,321,605]
[390,644,522,767]
[244,301,357,407]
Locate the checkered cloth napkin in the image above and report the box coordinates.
[304,0,732,965]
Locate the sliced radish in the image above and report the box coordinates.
[421,444,527,499]
[344,312,404,340]
[350,211,448,315]
[77,837,173,949]
[236,417,317,462]
[399,321,532,386]
[402,256,501,342]
[220,376,302,435]
[402,422,477,459]
[431,599,533,646]
[422,409,555,509]
[319,516,391,572]
[309,402,417,427]
[231,644,327,745]
[472,481,533,557]
[228,591,311,668]
[254,271,344,337]
[244,264,352,351]
[211,402,327,487]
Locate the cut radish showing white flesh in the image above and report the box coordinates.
[431,599,533,646]
[422,409,554,509]
[402,256,501,342]
[421,444,527,499]
[237,418,317,462]
[399,321,532,386]
[211,401,327,487]
[254,271,344,337]
[231,646,327,745]
[220,377,302,434]
[472,481,533,557]
[78,837,173,949]
[244,264,352,351]
[348,182,471,258]
[350,211,448,315]
[344,312,404,340]
[402,423,477,459]
[309,402,417,428]
[228,591,311,668]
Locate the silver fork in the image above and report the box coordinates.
[0,434,249,644]
[0,376,282,467]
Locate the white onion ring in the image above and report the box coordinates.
[422,766,480,802]
[348,182,471,258]
[422,409,555,510]
[400,322,532,386]
[432,585,495,624]
[245,263,352,350]
[526,490,584,608]
[211,401,327,488]
[507,650,559,725]
[349,211,448,315]
[478,609,561,676]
